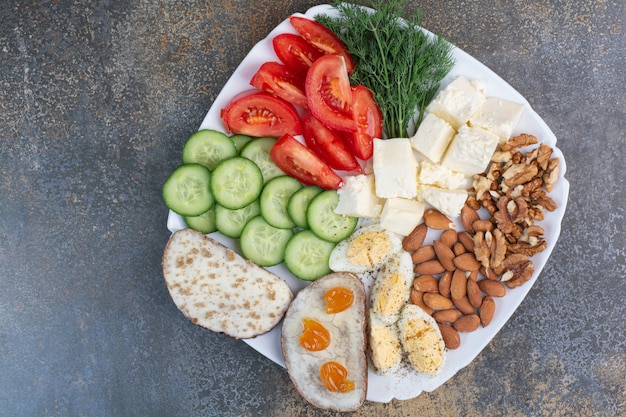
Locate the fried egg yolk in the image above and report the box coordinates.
[346,231,392,269]
[324,287,354,314]
[299,318,331,352]
[320,361,355,393]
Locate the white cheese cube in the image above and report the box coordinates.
[410,113,456,163]
[441,125,500,176]
[334,174,382,219]
[469,97,525,143]
[425,76,486,129]
[421,186,468,218]
[373,138,418,199]
[380,198,425,236]
[418,160,466,190]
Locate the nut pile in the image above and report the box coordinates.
[403,134,559,350]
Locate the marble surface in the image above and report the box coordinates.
[0,0,624,416]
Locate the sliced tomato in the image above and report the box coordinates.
[289,16,355,74]
[270,134,343,190]
[250,62,308,109]
[221,91,302,138]
[305,54,356,133]
[302,114,362,173]
[272,33,324,76]
[343,85,383,160]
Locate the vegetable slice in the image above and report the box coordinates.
[284,230,336,281]
[240,215,294,266]
[250,62,308,109]
[162,164,214,217]
[210,157,263,209]
[302,114,362,173]
[343,85,383,160]
[272,33,324,76]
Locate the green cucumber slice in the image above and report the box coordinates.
[215,201,261,239]
[284,230,336,281]
[240,216,293,266]
[239,137,285,183]
[307,190,358,243]
[183,206,217,234]
[162,164,213,216]
[210,157,263,209]
[182,129,237,170]
[260,176,303,229]
[287,185,323,229]
[230,134,254,153]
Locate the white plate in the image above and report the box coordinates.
[166,4,570,403]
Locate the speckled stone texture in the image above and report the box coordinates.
[0,0,623,416]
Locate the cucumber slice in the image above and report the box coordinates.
[260,176,303,229]
[162,164,214,216]
[240,137,285,183]
[240,216,294,266]
[230,134,253,153]
[287,185,323,229]
[284,230,336,281]
[215,200,261,239]
[307,190,358,243]
[210,157,263,210]
[183,206,217,234]
[182,129,237,170]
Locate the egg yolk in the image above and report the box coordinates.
[320,361,355,393]
[373,272,406,317]
[299,318,331,351]
[346,232,391,268]
[324,287,354,314]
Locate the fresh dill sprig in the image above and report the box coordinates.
[316,0,455,138]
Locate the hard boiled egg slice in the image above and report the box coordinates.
[370,250,414,325]
[397,304,447,376]
[368,310,402,375]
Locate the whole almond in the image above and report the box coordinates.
[453,295,475,315]
[439,270,453,298]
[453,314,481,332]
[423,293,454,310]
[461,205,480,233]
[477,279,507,297]
[458,232,475,252]
[467,279,482,308]
[411,245,435,264]
[479,295,496,327]
[414,259,446,275]
[454,253,481,271]
[433,240,456,271]
[453,242,466,256]
[402,223,427,251]
[410,289,434,314]
[423,209,454,230]
[438,323,461,349]
[472,219,494,232]
[450,269,467,300]
[432,308,462,324]
[413,275,439,293]
[439,229,458,249]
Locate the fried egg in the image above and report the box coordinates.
[329,223,403,274]
[397,304,446,376]
[281,272,367,412]
[370,250,414,325]
[368,310,402,375]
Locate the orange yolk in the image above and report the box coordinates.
[324,287,354,314]
[320,361,355,393]
[299,318,331,351]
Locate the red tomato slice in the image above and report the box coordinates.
[221,91,302,138]
[250,62,308,109]
[305,54,356,133]
[270,134,343,190]
[343,85,383,160]
[302,114,362,173]
[272,33,324,76]
[289,16,355,74]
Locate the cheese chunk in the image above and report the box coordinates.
[470,96,525,143]
[425,76,486,129]
[418,160,466,190]
[334,174,382,219]
[421,185,468,218]
[380,197,425,236]
[410,113,456,163]
[373,138,418,199]
[441,125,499,176]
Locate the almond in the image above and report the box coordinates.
[438,270,453,298]
[410,289,433,315]
[412,275,439,293]
[423,208,454,230]
[477,279,507,297]
[452,295,475,315]
[480,265,500,280]
[479,295,496,327]
[411,245,435,264]
[433,240,456,271]
[414,259,446,275]
[453,314,481,332]
[423,293,454,310]
[432,308,462,324]
[454,253,481,271]
[453,242,466,256]
[458,231,475,252]
[467,278,482,308]
[439,229,458,249]
[472,219,494,232]
[461,204,480,233]
[402,223,427,251]
[438,323,461,349]
[450,269,467,300]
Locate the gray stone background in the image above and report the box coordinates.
[0,0,624,416]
